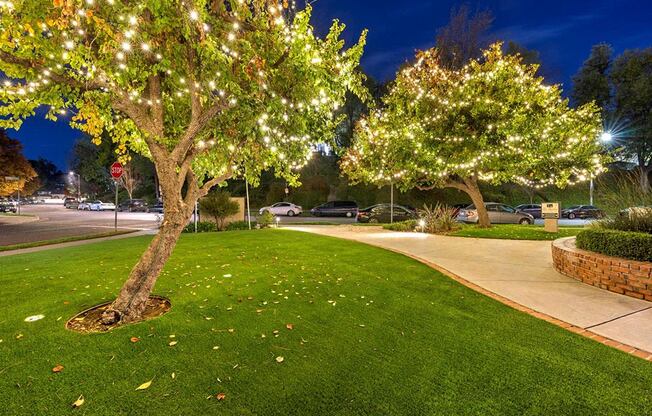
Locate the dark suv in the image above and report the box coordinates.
[0,202,17,213]
[310,200,358,218]
[118,199,149,212]
[357,204,416,223]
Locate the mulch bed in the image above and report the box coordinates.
[66,296,171,333]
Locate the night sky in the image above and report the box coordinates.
[10,0,652,169]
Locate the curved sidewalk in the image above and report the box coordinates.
[289,225,652,357]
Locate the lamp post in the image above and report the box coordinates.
[68,171,81,201]
[590,132,613,205]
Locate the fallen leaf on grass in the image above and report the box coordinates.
[286,324,294,330]
[275,356,284,363]
[52,365,64,373]
[169,341,178,347]
[136,380,153,391]
[216,392,226,401]
[72,395,84,408]
[130,337,140,343]
[171,372,176,379]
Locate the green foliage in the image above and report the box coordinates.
[595,209,652,234]
[382,220,417,232]
[225,220,257,231]
[452,224,583,241]
[182,221,217,234]
[201,191,240,230]
[257,211,276,228]
[343,43,607,194]
[577,228,652,262]
[419,204,460,234]
[0,2,367,190]
[595,174,652,215]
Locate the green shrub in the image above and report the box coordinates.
[383,220,417,232]
[201,190,240,231]
[258,211,276,228]
[419,204,460,234]
[226,220,257,231]
[576,228,652,262]
[183,221,217,233]
[596,210,652,234]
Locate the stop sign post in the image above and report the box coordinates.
[111,162,123,231]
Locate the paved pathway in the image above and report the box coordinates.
[289,225,652,354]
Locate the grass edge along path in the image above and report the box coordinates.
[0,230,136,252]
[0,230,651,415]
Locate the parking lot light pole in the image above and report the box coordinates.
[68,171,81,201]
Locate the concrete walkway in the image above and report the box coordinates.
[289,225,652,354]
[0,230,155,257]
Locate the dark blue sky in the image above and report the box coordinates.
[11,0,652,169]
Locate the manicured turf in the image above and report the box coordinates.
[450,224,584,240]
[1,230,651,415]
[0,230,135,251]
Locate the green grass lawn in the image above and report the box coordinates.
[450,224,584,240]
[1,230,651,415]
[0,230,135,251]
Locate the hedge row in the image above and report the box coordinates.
[576,228,652,262]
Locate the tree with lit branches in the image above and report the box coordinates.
[342,43,608,228]
[0,0,366,324]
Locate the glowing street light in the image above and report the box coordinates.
[600,132,613,143]
[69,171,81,201]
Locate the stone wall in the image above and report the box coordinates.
[552,237,652,302]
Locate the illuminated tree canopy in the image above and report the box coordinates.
[0,0,366,323]
[343,43,607,227]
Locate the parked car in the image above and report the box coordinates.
[0,203,17,213]
[310,200,358,218]
[619,206,652,218]
[78,201,92,211]
[89,200,116,211]
[63,197,79,209]
[118,199,149,212]
[457,203,534,225]
[148,202,164,214]
[259,202,303,217]
[515,204,542,219]
[561,205,605,219]
[357,204,417,223]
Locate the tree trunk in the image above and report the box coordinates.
[639,165,651,193]
[464,178,491,228]
[102,203,190,324]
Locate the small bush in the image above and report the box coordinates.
[596,210,652,234]
[383,220,417,232]
[183,221,217,233]
[576,228,652,262]
[201,191,240,231]
[226,220,257,231]
[419,204,460,234]
[258,211,276,228]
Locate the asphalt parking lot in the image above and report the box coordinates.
[0,205,161,246]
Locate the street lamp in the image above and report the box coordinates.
[590,131,613,206]
[69,171,81,201]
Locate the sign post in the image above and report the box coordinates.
[542,202,561,233]
[110,162,124,232]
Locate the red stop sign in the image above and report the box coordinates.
[110,162,123,179]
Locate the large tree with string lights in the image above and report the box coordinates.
[0,0,366,323]
[342,43,607,228]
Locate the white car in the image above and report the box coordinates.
[259,202,302,217]
[90,200,116,211]
[77,201,91,211]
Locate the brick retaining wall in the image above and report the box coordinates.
[552,237,652,302]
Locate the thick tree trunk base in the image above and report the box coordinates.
[66,296,171,333]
